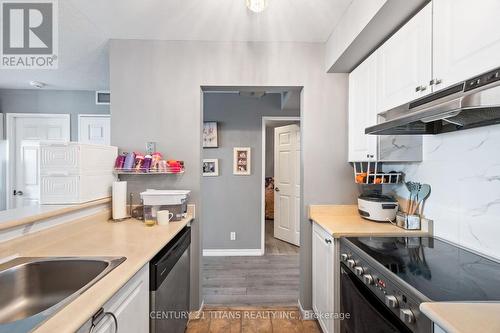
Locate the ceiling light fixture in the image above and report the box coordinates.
[29,81,46,89]
[246,0,269,13]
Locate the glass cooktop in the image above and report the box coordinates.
[346,236,500,302]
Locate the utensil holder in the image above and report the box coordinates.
[396,212,421,230]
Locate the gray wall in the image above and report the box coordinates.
[202,93,299,250]
[0,89,110,141]
[109,40,357,310]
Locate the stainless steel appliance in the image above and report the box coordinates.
[339,236,500,333]
[357,193,398,222]
[366,66,500,135]
[150,226,191,333]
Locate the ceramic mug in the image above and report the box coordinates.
[157,210,174,225]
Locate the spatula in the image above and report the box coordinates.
[412,184,431,215]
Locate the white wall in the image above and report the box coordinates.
[109,40,356,309]
[385,125,500,260]
[325,0,386,72]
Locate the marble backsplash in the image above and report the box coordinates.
[384,124,500,260]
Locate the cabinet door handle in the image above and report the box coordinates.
[415,85,427,92]
[275,187,280,192]
[325,238,332,244]
[89,308,118,333]
[429,78,442,86]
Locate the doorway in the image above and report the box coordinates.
[5,113,70,209]
[201,87,302,306]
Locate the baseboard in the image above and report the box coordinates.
[298,299,315,320]
[203,248,264,256]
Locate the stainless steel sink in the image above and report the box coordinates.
[0,256,126,333]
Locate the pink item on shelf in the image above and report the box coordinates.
[151,152,163,170]
[134,154,145,171]
[114,153,126,169]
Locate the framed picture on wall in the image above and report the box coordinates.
[203,122,218,148]
[202,158,219,176]
[233,147,251,175]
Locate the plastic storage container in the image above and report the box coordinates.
[140,190,190,222]
[39,142,118,204]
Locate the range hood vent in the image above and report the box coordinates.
[366,67,500,135]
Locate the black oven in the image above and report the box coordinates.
[340,263,412,333]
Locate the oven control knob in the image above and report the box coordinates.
[362,274,374,285]
[400,309,415,324]
[385,295,399,308]
[347,259,356,268]
[341,253,349,261]
[354,266,364,276]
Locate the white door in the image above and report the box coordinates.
[274,124,300,246]
[78,115,111,145]
[10,114,70,208]
[377,3,432,112]
[433,0,500,90]
[348,51,378,162]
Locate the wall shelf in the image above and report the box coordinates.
[353,161,403,185]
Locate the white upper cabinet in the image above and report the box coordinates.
[377,3,432,112]
[433,0,500,89]
[348,52,378,162]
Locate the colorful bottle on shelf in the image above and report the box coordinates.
[123,152,135,171]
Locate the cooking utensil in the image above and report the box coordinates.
[411,184,431,215]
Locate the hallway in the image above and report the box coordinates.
[202,220,299,306]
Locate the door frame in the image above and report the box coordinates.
[77,114,111,143]
[261,116,301,254]
[5,113,70,209]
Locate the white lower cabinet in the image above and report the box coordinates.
[77,264,149,333]
[434,324,447,333]
[312,223,338,333]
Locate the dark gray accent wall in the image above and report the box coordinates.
[202,93,299,250]
[0,89,110,141]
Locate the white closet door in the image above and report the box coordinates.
[78,115,111,145]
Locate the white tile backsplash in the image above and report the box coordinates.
[384,124,500,260]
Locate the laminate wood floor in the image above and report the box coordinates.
[186,307,322,333]
[265,220,299,255]
[202,220,299,306]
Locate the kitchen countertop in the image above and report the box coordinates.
[420,302,500,333]
[0,208,194,333]
[308,205,430,238]
[0,197,111,231]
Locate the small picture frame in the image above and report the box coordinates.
[202,159,219,176]
[203,122,218,148]
[233,147,251,175]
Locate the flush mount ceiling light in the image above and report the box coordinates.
[246,0,269,13]
[29,81,46,89]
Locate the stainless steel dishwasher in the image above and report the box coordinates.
[150,226,190,333]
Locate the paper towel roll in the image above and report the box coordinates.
[112,181,128,220]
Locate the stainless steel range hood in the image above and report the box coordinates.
[366,67,500,135]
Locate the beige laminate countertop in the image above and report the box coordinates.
[0,197,111,231]
[420,302,500,333]
[309,205,430,238]
[0,209,193,333]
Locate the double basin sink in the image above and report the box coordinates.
[0,256,125,333]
